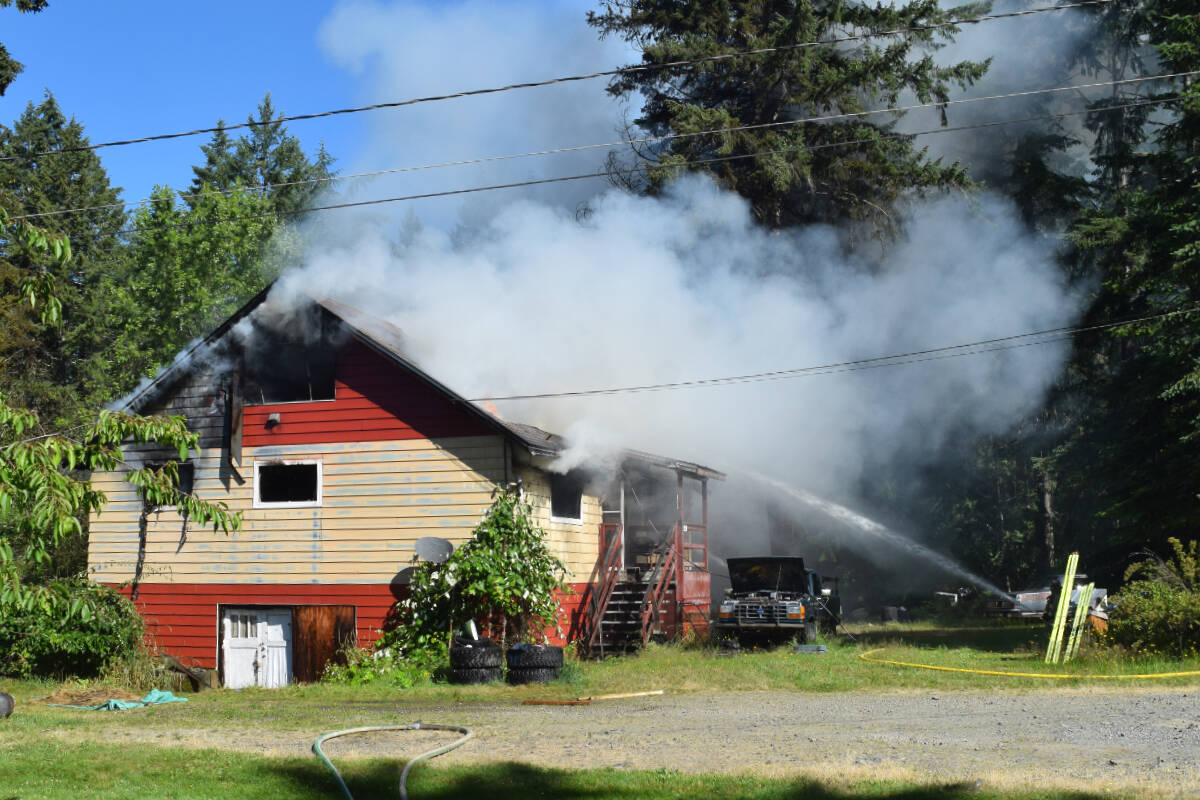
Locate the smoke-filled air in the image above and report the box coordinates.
[270,178,1079,587]
[229,0,1096,597]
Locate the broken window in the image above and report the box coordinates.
[241,312,342,405]
[255,461,322,507]
[141,462,195,506]
[550,471,584,522]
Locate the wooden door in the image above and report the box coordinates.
[221,607,293,688]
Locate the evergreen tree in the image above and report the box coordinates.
[1055,1,1200,573]
[187,94,335,216]
[0,93,128,424]
[588,0,989,232]
[189,122,238,194]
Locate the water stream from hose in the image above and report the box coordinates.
[743,470,1018,605]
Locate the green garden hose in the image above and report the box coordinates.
[312,722,473,800]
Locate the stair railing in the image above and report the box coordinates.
[581,523,623,652]
[639,540,679,645]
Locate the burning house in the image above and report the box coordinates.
[87,287,722,687]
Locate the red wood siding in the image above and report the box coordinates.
[117,583,400,668]
[243,339,493,447]
[118,581,593,667]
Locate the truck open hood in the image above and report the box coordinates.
[726,557,809,594]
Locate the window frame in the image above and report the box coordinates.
[253,459,323,509]
[549,471,584,525]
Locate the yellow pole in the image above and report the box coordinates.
[1064,581,1094,662]
[1045,552,1079,664]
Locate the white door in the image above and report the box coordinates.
[222,608,292,688]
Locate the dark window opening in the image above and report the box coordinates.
[550,471,584,521]
[142,462,194,504]
[258,462,319,505]
[242,313,342,405]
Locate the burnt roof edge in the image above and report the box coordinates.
[119,282,276,414]
[116,287,724,479]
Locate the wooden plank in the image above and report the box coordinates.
[292,605,356,683]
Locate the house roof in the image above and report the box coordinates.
[121,284,724,481]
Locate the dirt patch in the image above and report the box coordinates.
[60,688,1200,797]
[36,687,143,706]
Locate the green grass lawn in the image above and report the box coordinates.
[1,621,1195,799]
[0,739,1138,800]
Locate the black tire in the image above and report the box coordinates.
[450,667,502,684]
[0,692,12,719]
[506,666,560,685]
[803,621,818,644]
[450,640,502,669]
[505,644,564,669]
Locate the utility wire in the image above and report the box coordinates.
[0,0,1114,162]
[467,306,1198,402]
[85,94,1180,237]
[14,69,1193,224]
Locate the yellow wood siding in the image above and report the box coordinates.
[88,436,507,584]
[517,466,604,580]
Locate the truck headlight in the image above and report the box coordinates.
[718,602,736,618]
[785,602,805,620]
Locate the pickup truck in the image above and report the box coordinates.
[716,557,839,644]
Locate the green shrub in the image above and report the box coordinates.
[389,486,567,653]
[0,580,145,678]
[1107,538,1200,657]
[321,641,443,687]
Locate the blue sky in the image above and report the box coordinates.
[1,1,632,226]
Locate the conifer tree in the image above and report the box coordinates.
[589,0,989,232]
[188,94,335,216]
[0,93,128,423]
[1055,1,1200,568]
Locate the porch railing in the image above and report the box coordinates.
[639,536,679,645]
[579,523,623,652]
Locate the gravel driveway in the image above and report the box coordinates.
[101,687,1199,797]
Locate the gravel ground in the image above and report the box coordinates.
[91,687,1200,797]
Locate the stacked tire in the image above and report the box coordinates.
[448,637,502,684]
[505,644,563,684]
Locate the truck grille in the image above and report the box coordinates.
[735,602,786,624]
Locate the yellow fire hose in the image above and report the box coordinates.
[859,648,1200,679]
[312,722,473,800]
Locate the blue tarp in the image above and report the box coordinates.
[49,689,188,711]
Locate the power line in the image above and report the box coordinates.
[15,69,1193,224]
[90,94,1180,237]
[468,307,1199,402]
[0,0,1114,162]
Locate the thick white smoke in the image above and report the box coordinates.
[277,176,1080,512]
[316,0,634,228]
[262,1,1088,583]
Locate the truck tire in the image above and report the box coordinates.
[505,644,564,670]
[803,621,818,643]
[0,692,12,719]
[449,638,502,669]
[506,666,560,685]
[450,667,502,684]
